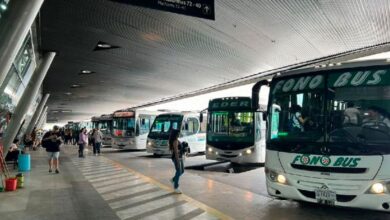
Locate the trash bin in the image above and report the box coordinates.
[16,173,24,188]
[5,178,17,191]
[18,154,31,172]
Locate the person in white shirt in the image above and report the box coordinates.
[343,102,360,125]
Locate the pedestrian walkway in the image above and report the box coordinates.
[67,148,227,220]
[0,145,230,220]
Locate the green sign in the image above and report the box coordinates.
[328,69,389,87]
[111,0,215,20]
[292,154,361,168]
[272,68,389,94]
[209,97,252,111]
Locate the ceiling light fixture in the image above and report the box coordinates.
[94,41,120,51]
[64,92,72,95]
[60,110,72,113]
[79,70,95,75]
[70,84,81,88]
[97,43,112,48]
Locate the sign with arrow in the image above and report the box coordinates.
[111,0,215,20]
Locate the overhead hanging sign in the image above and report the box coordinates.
[111,0,215,20]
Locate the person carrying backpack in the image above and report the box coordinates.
[169,129,186,194]
[42,125,62,174]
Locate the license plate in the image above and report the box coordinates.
[315,189,336,205]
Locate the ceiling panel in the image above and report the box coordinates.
[40,0,390,122]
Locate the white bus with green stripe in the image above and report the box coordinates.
[257,60,390,211]
[205,97,266,164]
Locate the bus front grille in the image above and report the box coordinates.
[298,190,356,202]
[220,154,238,158]
[291,164,367,173]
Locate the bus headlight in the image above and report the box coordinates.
[370,183,385,194]
[277,174,287,184]
[147,141,152,146]
[266,168,288,185]
[208,147,213,152]
[246,149,252,154]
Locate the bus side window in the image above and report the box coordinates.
[183,118,199,136]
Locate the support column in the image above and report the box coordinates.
[3,52,56,150]
[25,93,50,135]
[0,0,44,87]
[36,106,48,129]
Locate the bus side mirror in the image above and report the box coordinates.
[262,112,268,121]
[199,113,203,123]
[185,123,189,130]
[141,118,145,125]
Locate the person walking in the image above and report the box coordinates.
[169,129,184,194]
[31,127,38,150]
[78,128,88,158]
[92,128,103,156]
[42,125,62,174]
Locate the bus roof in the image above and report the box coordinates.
[156,112,200,117]
[279,59,390,79]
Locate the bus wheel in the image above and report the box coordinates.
[153,153,161,157]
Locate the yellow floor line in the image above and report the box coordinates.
[107,158,234,220]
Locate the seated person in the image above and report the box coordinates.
[363,106,390,129]
[24,134,34,150]
[230,115,242,127]
[289,104,311,132]
[343,102,360,125]
[5,139,20,163]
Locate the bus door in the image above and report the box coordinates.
[181,117,204,153]
[255,112,266,162]
[135,115,154,147]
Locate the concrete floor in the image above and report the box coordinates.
[0,145,389,220]
[102,148,390,220]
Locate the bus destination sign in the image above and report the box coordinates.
[110,0,215,20]
[114,111,135,117]
[209,97,252,111]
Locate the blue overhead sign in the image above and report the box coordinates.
[111,0,215,20]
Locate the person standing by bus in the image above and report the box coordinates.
[78,128,88,158]
[92,128,103,156]
[169,129,184,194]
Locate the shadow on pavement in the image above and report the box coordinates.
[185,161,263,174]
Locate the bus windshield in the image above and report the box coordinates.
[112,117,135,137]
[268,68,390,155]
[207,111,254,143]
[149,115,183,139]
[99,120,112,134]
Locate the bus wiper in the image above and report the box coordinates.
[291,144,311,153]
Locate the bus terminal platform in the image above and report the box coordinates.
[1,146,389,220]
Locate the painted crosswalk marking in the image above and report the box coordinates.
[66,148,229,220]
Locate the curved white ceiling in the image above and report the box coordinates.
[40,0,390,122]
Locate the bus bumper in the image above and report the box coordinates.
[205,145,263,164]
[146,139,170,155]
[111,139,137,150]
[146,146,170,155]
[266,177,390,212]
